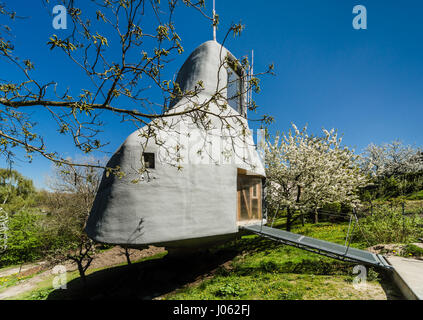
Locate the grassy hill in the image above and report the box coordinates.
[6,220,402,300]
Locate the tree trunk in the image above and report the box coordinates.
[314,208,319,224]
[286,208,292,231]
[124,247,132,265]
[77,261,87,287]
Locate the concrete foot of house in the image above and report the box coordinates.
[387,256,423,300]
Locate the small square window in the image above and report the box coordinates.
[143,152,155,169]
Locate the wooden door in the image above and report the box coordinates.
[237,175,262,221]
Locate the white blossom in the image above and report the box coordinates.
[265,124,367,217]
[361,140,423,178]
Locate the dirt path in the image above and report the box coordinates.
[0,245,164,300]
[0,269,55,299]
[0,262,47,278]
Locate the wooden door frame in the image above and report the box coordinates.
[237,172,263,222]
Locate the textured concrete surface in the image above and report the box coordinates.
[388,256,423,300]
[170,40,246,116]
[85,40,265,248]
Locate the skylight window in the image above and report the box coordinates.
[227,66,242,114]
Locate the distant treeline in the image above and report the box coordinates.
[0,166,101,267]
[360,141,423,201]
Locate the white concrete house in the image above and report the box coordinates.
[85,40,266,249]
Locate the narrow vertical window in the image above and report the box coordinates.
[227,66,242,113]
[143,152,155,169]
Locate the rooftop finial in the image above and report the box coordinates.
[212,0,216,41]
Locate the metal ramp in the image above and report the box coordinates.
[241,224,393,270]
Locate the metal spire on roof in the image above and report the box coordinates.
[212,0,216,41]
[250,49,254,104]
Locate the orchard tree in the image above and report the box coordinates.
[48,157,102,216]
[361,141,423,199]
[0,0,273,174]
[362,141,423,178]
[46,158,102,286]
[264,124,367,230]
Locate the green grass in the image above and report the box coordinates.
[407,191,423,201]
[164,221,385,300]
[12,222,390,300]
[0,269,45,293]
[0,274,28,290]
[165,272,382,300]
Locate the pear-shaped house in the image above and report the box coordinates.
[85,40,266,249]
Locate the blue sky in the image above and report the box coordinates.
[1,0,423,189]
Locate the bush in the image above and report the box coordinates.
[0,206,83,267]
[215,283,243,297]
[353,209,423,245]
[403,244,423,257]
[0,166,99,268]
[407,190,423,200]
[0,211,46,266]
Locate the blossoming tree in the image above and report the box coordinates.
[264,124,367,230]
[360,141,423,201]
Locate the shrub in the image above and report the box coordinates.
[407,190,423,201]
[353,209,423,245]
[215,283,243,297]
[0,211,45,266]
[403,244,423,257]
[0,207,83,267]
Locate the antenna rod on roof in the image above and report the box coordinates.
[213,0,217,41]
[251,49,254,78]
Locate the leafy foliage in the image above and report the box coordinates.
[0,163,101,268]
[0,210,44,265]
[353,209,423,245]
[403,244,423,257]
[215,283,243,297]
[0,169,36,213]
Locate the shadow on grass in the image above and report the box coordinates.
[46,248,239,300]
[46,225,405,300]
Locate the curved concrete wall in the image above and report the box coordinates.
[85,41,265,248]
[170,40,232,107]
